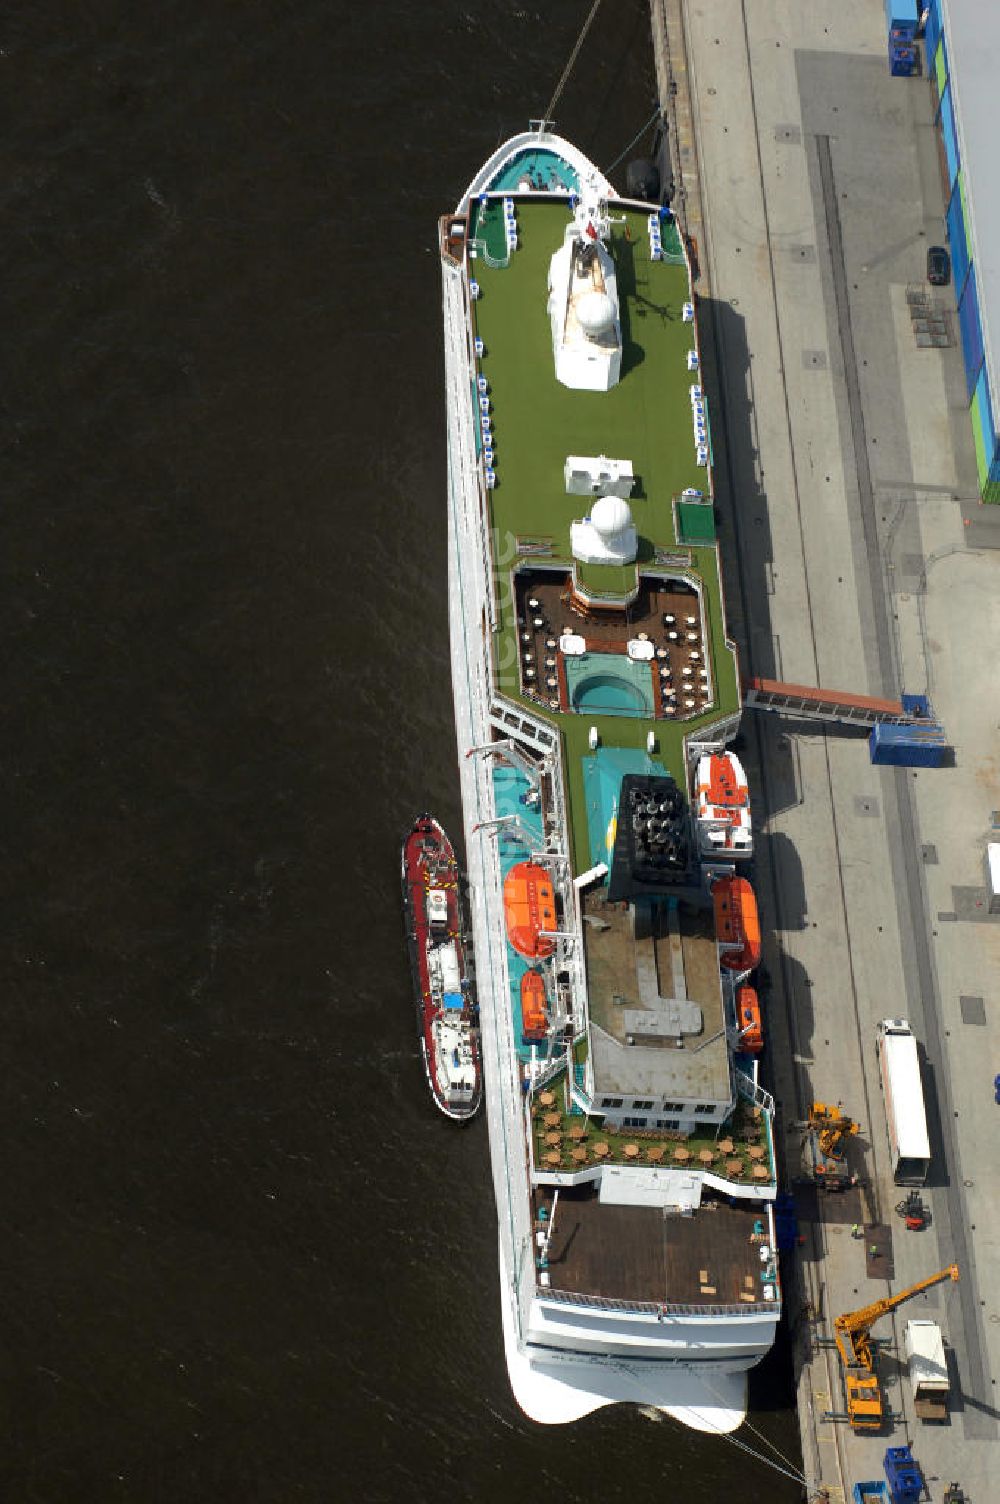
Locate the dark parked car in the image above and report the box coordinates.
[927,245,951,286]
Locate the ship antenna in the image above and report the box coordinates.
[541,0,603,128]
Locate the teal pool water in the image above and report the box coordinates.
[582,747,666,869]
[488,148,579,194]
[564,653,654,718]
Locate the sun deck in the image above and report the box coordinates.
[512,570,715,722]
[530,1089,776,1187]
[468,196,740,867]
[533,1186,775,1309]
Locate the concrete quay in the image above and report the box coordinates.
[652,1,1000,1499]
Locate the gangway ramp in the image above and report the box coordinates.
[744,677,913,729]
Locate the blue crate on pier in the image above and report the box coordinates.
[884,0,919,40]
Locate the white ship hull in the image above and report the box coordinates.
[441,244,778,1431]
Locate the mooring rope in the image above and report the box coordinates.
[606,106,664,176]
[542,0,603,127]
[712,1427,808,1490]
[697,1372,811,1491]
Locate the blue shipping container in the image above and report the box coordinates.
[870,722,948,768]
[940,83,960,186]
[925,0,942,58]
[884,0,919,36]
[946,177,970,296]
[890,41,918,76]
[884,1446,923,1504]
[958,270,985,397]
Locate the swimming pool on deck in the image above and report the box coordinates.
[487,148,580,195]
[564,652,655,718]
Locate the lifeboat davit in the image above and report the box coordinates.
[520,968,548,1040]
[736,984,763,1054]
[503,862,556,959]
[713,875,761,970]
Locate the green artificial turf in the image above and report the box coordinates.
[676,500,717,543]
[469,201,740,864]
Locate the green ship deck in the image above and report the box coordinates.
[468,199,739,872]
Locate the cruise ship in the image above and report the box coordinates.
[439,128,780,1434]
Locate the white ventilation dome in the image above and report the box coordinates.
[576,289,615,335]
[570,494,638,566]
[591,495,633,538]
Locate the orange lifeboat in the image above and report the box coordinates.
[698,752,749,810]
[736,984,763,1054]
[503,862,556,959]
[713,875,761,971]
[521,969,548,1040]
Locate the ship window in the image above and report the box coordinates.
[632,1099,654,1110]
[599,1097,624,1109]
[656,1118,680,1130]
[662,1102,684,1113]
[622,1116,648,1128]
[695,1103,716,1115]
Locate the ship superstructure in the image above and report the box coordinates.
[439,130,779,1433]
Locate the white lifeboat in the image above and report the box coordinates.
[694,751,752,857]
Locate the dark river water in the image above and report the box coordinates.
[2,2,802,1498]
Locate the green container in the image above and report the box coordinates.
[934,37,947,96]
[970,386,989,490]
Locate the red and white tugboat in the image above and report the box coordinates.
[401,815,482,1121]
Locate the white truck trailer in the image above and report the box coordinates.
[904,1319,950,1420]
[987,842,1000,915]
[876,1018,931,1185]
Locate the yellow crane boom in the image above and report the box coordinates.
[834,1263,959,1431]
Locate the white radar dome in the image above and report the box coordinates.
[576,290,615,335]
[591,495,633,538]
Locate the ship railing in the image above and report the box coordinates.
[444,255,540,1345]
[486,697,589,1029]
[530,1051,569,1095]
[442,259,497,633]
[569,1082,594,1116]
[734,1066,774,1117]
[472,716,586,1320]
[469,236,511,271]
[685,712,742,769]
[471,761,539,1339]
[537,1288,777,1318]
[523,1033,587,1105]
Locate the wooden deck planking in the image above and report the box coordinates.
[535,1187,667,1302]
[535,1189,767,1306]
[664,1202,765,1304]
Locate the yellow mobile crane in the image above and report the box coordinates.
[835,1263,960,1430]
[800,1101,860,1189]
